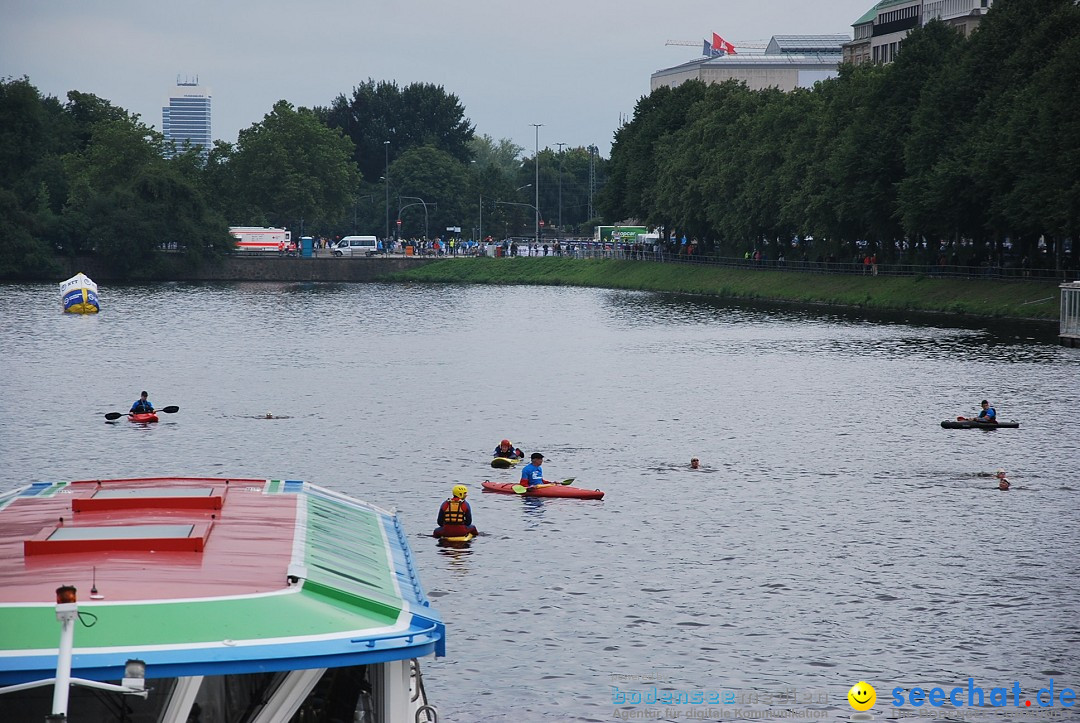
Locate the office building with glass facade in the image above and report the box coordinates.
[162,80,211,159]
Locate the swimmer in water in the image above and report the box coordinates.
[996,468,1010,491]
[690,458,700,470]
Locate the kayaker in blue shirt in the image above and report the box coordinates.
[130,391,154,414]
[520,453,548,487]
[433,485,479,537]
[977,399,997,424]
[493,439,523,459]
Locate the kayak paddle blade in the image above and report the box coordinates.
[104,412,123,421]
[560,478,575,485]
[160,405,180,414]
[512,484,527,494]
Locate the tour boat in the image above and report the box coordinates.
[0,476,443,722]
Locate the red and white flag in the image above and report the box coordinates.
[712,32,737,55]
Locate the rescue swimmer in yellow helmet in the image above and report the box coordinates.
[433,484,479,538]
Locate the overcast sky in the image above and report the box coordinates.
[3,0,873,158]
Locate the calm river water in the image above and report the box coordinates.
[1,281,1078,722]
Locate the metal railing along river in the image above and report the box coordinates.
[540,243,1080,282]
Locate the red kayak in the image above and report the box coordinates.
[128,412,158,423]
[481,481,604,500]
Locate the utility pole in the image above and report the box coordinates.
[555,142,566,236]
[531,123,543,245]
[587,145,597,221]
[383,141,390,245]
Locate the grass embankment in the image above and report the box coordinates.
[387,257,1061,321]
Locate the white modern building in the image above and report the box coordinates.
[651,35,850,93]
[162,77,212,159]
[843,0,993,65]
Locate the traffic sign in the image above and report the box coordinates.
[396,219,402,226]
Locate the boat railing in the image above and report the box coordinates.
[411,658,438,722]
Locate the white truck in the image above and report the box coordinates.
[229,227,292,253]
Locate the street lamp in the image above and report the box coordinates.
[495,200,543,240]
[555,142,566,238]
[530,123,543,245]
[398,196,431,241]
[383,141,390,245]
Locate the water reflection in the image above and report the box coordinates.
[519,496,546,526]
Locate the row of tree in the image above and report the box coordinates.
[4,0,1074,278]
[0,77,609,278]
[598,0,1079,268]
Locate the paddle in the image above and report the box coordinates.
[105,405,179,421]
[512,479,574,494]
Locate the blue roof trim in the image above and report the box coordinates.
[0,620,442,685]
[381,514,446,657]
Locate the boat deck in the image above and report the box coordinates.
[0,477,444,686]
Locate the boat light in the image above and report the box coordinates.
[56,585,77,604]
[122,659,146,691]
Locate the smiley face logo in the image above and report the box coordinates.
[848,681,876,711]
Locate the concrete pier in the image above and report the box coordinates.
[1061,281,1080,347]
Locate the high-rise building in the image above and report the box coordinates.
[162,77,211,159]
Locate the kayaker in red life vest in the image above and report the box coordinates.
[129,391,154,415]
[493,439,523,459]
[997,469,1010,491]
[433,485,479,538]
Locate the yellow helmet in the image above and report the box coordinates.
[452,484,468,499]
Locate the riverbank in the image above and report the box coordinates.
[386,257,1061,321]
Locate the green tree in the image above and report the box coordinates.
[600,80,708,227]
[318,80,474,183]
[470,134,523,177]
[389,146,470,239]
[229,100,360,234]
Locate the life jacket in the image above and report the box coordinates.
[441,498,467,524]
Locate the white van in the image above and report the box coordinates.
[332,236,379,256]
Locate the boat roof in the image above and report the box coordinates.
[0,477,444,685]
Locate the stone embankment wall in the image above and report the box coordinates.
[60,255,437,282]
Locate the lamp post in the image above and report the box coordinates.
[555,142,566,238]
[530,123,543,245]
[398,196,431,241]
[510,185,531,239]
[495,200,543,241]
[383,141,390,245]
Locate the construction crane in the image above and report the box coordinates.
[665,39,769,50]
